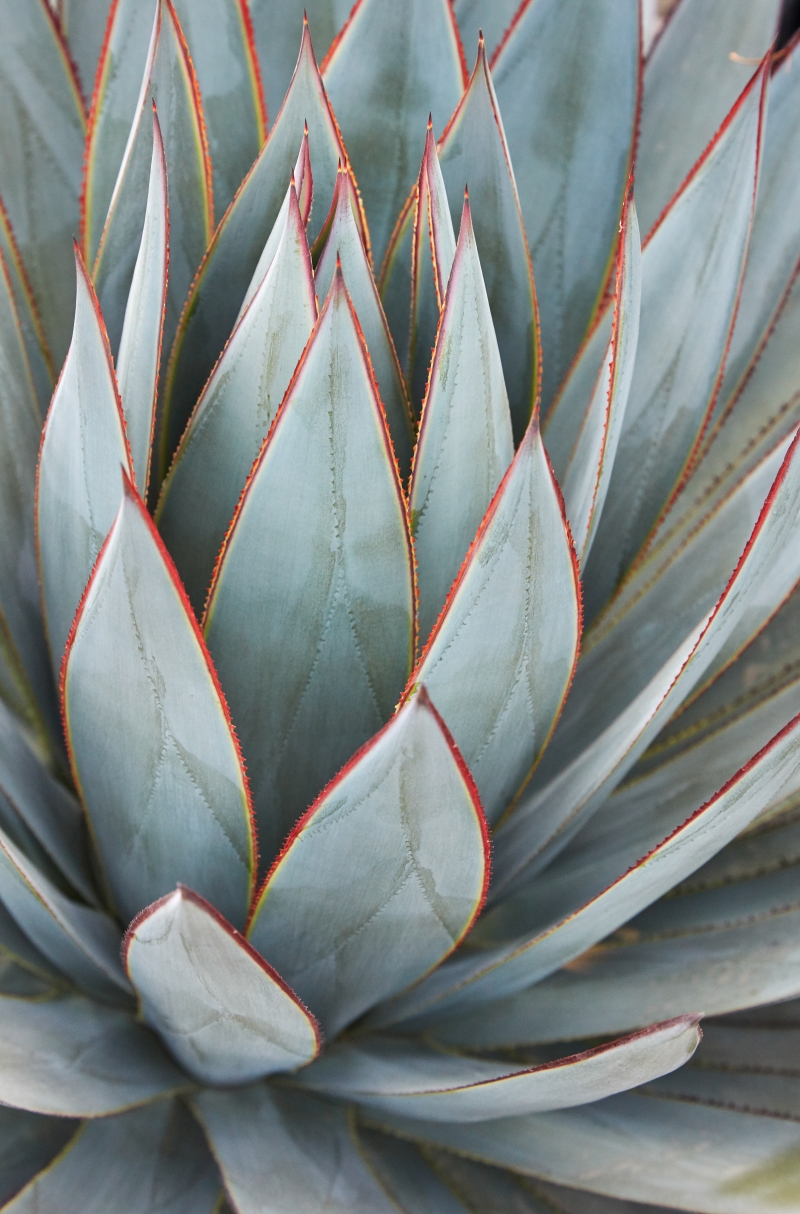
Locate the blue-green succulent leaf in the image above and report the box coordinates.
[123,885,320,1085]
[0,203,54,413]
[409,192,514,644]
[453,0,520,61]
[248,0,353,127]
[62,478,255,928]
[0,1107,77,1210]
[157,180,316,614]
[355,1128,474,1214]
[247,687,488,1037]
[204,269,414,865]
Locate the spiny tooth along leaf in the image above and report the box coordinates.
[315,165,413,479]
[581,60,769,622]
[246,688,488,1036]
[248,0,353,126]
[409,192,514,644]
[92,0,213,360]
[162,20,356,473]
[0,0,85,365]
[60,0,113,103]
[453,0,521,61]
[62,477,255,928]
[115,107,168,497]
[157,180,316,614]
[437,37,538,442]
[35,246,132,671]
[491,0,639,413]
[123,885,320,1085]
[410,419,580,828]
[0,200,54,414]
[321,0,466,269]
[204,269,414,866]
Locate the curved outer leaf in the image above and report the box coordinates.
[92,0,213,358]
[0,0,85,364]
[315,166,413,479]
[157,181,315,614]
[35,246,132,670]
[0,199,54,414]
[193,1086,398,1214]
[355,1128,474,1214]
[204,269,414,865]
[369,1089,800,1214]
[248,0,354,126]
[636,0,780,237]
[0,994,187,1117]
[321,0,465,268]
[557,193,642,569]
[295,1018,700,1122]
[437,39,538,441]
[491,0,639,411]
[582,60,768,618]
[3,1100,220,1214]
[123,886,320,1085]
[0,1107,77,1210]
[409,193,514,643]
[115,107,168,496]
[409,418,580,828]
[247,688,488,1037]
[162,20,353,468]
[62,477,255,928]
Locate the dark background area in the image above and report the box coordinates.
[779,0,800,46]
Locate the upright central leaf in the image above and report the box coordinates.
[204,268,415,866]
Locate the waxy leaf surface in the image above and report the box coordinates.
[248,0,353,124]
[157,182,316,613]
[63,481,255,928]
[248,689,487,1036]
[410,195,514,643]
[204,272,414,864]
[0,1106,76,1210]
[453,0,520,60]
[0,201,53,413]
[356,1129,474,1214]
[124,886,319,1085]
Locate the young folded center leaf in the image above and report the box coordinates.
[204,266,415,866]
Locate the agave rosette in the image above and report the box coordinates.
[0,0,799,1210]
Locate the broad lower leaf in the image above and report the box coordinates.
[62,478,255,928]
[0,0,85,364]
[0,994,187,1117]
[35,246,132,670]
[92,0,213,358]
[0,1107,77,1210]
[3,1100,220,1214]
[410,419,580,827]
[247,687,488,1036]
[248,0,353,125]
[355,1128,474,1213]
[193,1086,399,1214]
[636,0,780,236]
[204,269,414,864]
[294,1018,700,1122]
[0,200,54,413]
[491,0,639,410]
[123,886,320,1084]
[409,192,514,643]
[162,20,352,469]
[116,107,168,496]
[315,165,413,478]
[157,180,316,614]
[322,0,466,268]
[438,39,537,441]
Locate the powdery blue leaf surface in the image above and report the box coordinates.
[0,201,54,414]
[115,108,168,496]
[322,0,465,268]
[409,193,514,643]
[123,886,319,1085]
[0,1107,77,1210]
[92,0,213,358]
[193,1085,399,1214]
[157,181,316,614]
[294,1018,700,1122]
[204,270,414,865]
[491,0,639,410]
[582,61,768,617]
[0,0,85,364]
[411,419,580,827]
[355,1128,475,1213]
[453,0,520,60]
[438,39,537,441]
[248,0,353,126]
[247,688,488,1036]
[315,166,413,478]
[636,0,780,237]
[162,21,352,467]
[0,994,187,1117]
[62,479,255,928]
[35,248,132,670]
[3,1100,220,1214]
[0,896,67,990]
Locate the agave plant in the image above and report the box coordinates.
[0,0,799,1209]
